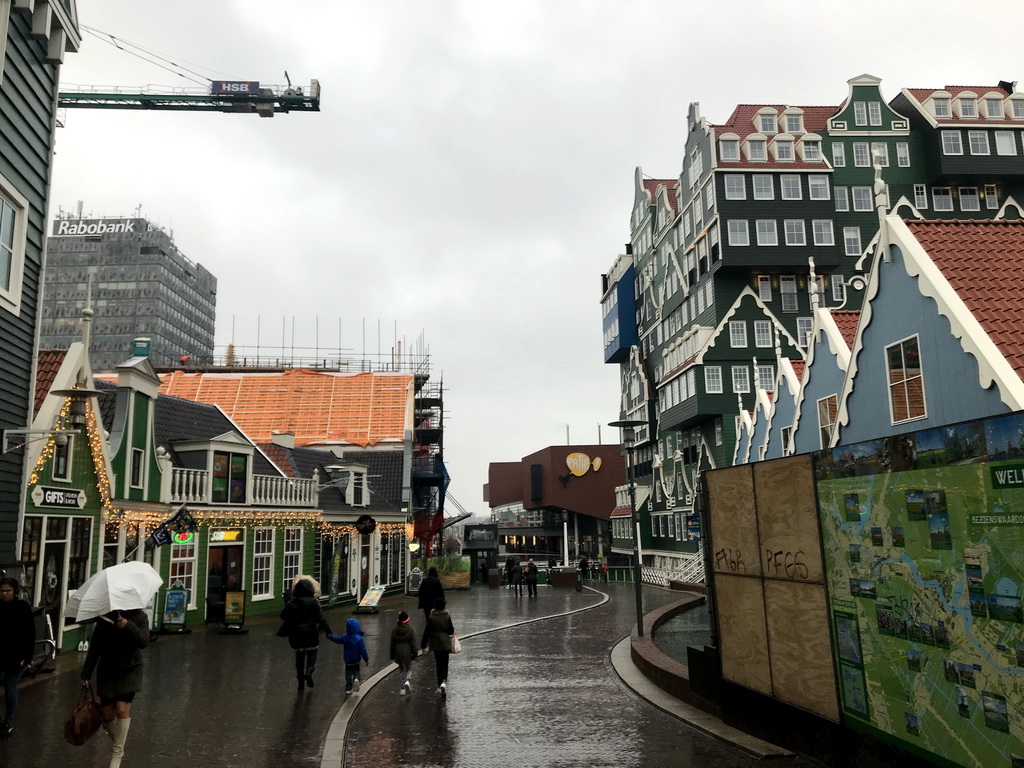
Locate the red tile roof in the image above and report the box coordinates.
[905,85,1018,124]
[34,349,68,416]
[904,219,1024,377]
[831,311,861,348]
[790,360,806,382]
[642,178,679,211]
[709,104,836,169]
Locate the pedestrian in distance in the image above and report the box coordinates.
[80,607,149,768]
[578,555,590,582]
[0,578,34,736]
[329,617,369,695]
[504,555,515,588]
[510,559,523,597]
[478,560,488,586]
[420,598,455,698]
[523,558,539,598]
[390,611,418,696]
[417,566,445,625]
[279,575,332,692]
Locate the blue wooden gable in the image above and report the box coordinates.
[791,310,853,455]
[763,361,800,460]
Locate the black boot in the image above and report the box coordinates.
[305,650,317,688]
[297,675,305,692]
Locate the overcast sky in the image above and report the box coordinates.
[51,0,1024,518]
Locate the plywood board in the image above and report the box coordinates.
[753,455,824,583]
[705,464,762,577]
[716,573,772,695]
[764,579,840,722]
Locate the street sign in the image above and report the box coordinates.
[162,587,189,628]
[354,586,384,613]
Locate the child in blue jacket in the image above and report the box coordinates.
[329,618,369,695]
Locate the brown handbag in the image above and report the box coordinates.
[64,682,103,746]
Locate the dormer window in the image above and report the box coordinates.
[959,96,978,118]
[773,138,794,162]
[325,463,370,507]
[747,138,767,162]
[212,451,249,504]
[986,98,1005,119]
[1012,99,1024,120]
[785,113,803,133]
[758,113,777,134]
[801,139,822,161]
[933,97,951,118]
[719,139,740,162]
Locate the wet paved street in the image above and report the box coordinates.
[4,582,820,768]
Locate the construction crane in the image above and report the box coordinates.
[58,79,320,118]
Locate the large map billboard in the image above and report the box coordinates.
[816,411,1024,767]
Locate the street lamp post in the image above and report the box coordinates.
[610,419,646,638]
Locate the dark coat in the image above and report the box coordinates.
[417,575,445,612]
[510,563,523,584]
[81,610,149,699]
[280,594,331,650]
[523,561,538,584]
[420,609,455,652]
[390,621,418,665]
[0,599,34,672]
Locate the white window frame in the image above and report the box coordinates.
[995,130,1017,156]
[812,220,835,246]
[1013,99,1024,120]
[52,435,73,482]
[774,140,794,162]
[868,102,882,126]
[896,142,910,167]
[170,541,198,609]
[729,320,748,348]
[731,366,750,394]
[130,447,144,489]
[808,175,830,200]
[803,140,821,161]
[871,142,889,167]
[754,320,772,348]
[724,174,746,200]
[747,139,767,162]
[959,187,980,212]
[780,175,802,200]
[780,276,798,313]
[830,274,846,303]
[797,317,813,347]
[853,142,870,167]
[757,276,772,302]
[831,143,846,167]
[843,227,862,256]
[704,366,723,394]
[941,131,963,155]
[719,139,740,162]
[755,219,778,246]
[914,184,928,209]
[985,184,999,210]
[968,131,990,155]
[933,187,953,211]
[0,178,29,314]
[786,114,803,133]
[784,219,806,246]
[854,101,867,126]
[252,527,274,599]
[727,220,749,246]
[817,394,839,449]
[852,187,873,212]
[959,97,977,118]
[752,175,774,200]
[986,98,1004,119]
[933,97,951,118]
[834,186,849,212]
[283,526,303,592]
[759,113,777,133]
[885,335,926,425]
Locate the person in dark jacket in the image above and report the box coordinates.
[420,598,455,698]
[523,559,539,598]
[504,556,515,588]
[280,575,331,691]
[509,560,523,597]
[329,617,369,695]
[390,611,418,695]
[417,567,445,625]
[80,608,149,768]
[0,578,34,736]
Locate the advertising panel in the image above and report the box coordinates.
[816,411,1024,766]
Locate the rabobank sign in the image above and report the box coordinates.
[52,218,147,236]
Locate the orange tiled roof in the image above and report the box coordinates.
[831,311,861,349]
[35,350,69,416]
[141,369,412,448]
[904,219,1024,378]
[643,178,678,207]
[790,360,806,382]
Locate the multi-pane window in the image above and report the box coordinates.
[995,131,1017,155]
[748,140,767,161]
[933,187,954,211]
[757,275,772,302]
[170,541,197,608]
[831,143,846,167]
[914,184,928,209]
[896,142,910,167]
[780,276,798,312]
[853,142,870,166]
[283,527,303,591]
[960,97,977,118]
[784,220,806,246]
[715,419,723,446]
[0,187,26,310]
[854,101,867,126]
[831,274,846,303]
[775,141,794,161]
[817,395,839,449]
[731,366,750,393]
[834,186,849,211]
[960,187,980,211]
[130,448,144,488]
[852,187,873,211]
[941,131,963,155]
[704,366,723,394]
[803,141,821,160]
[252,527,274,598]
[868,102,882,126]
[986,184,1000,210]
[808,175,829,200]
[760,114,777,133]
[756,219,778,246]
[724,175,746,200]
[757,365,775,391]
[797,317,813,347]
[752,175,774,200]
[727,220,749,246]
[754,321,772,348]
[53,437,71,481]
[812,220,835,246]
[1013,100,1024,119]
[933,97,951,117]
[729,320,748,348]
[843,227,862,256]
[705,184,715,212]
[871,142,889,167]
[212,451,249,504]
[968,131,990,155]
[886,336,925,423]
[786,114,802,133]
[780,175,801,200]
[720,140,740,161]
[986,98,1004,118]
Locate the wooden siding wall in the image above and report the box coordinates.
[0,12,60,564]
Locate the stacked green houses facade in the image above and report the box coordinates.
[601,73,1024,577]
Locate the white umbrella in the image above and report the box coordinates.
[66,561,164,622]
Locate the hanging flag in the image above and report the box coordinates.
[149,504,199,547]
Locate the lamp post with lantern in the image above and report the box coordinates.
[609,419,647,637]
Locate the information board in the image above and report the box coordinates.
[224,591,245,625]
[163,587,189,627]
[355,586,385,613]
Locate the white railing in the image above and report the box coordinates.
[168,468,317,507]
[640,547,706,587]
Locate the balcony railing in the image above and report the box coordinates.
[168,468,318,507]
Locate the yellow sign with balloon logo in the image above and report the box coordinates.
[565,452,601,477]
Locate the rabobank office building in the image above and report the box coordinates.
[40,216,217,370]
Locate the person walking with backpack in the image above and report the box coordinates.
[329,618,369,695]
[279,576,332,691]
[390,611,418,695]
[420,598,455,698]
